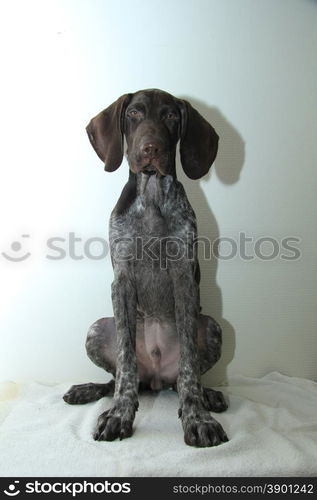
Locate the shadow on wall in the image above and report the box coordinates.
[177,96,245,386]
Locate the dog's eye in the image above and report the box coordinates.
[127,109,142,118]
[166,112,178,120]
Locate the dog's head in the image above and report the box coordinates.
[86,89,218,179]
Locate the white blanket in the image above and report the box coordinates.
[0,372,316,477]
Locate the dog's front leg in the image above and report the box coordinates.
[93,267,138,441]
[171,264,228,447]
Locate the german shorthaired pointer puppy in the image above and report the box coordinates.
[64,89,228,447]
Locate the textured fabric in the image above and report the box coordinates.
[0,372,316,477]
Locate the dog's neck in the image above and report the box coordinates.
[137,172,175,210]
[113,170,176,216]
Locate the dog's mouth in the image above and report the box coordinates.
[142,164,157,175]
[140,155,171,176]
[128,151,170,176]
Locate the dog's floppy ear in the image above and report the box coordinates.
[86,94,132,172]
[177,99,219,179]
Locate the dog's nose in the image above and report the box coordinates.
[141,142,162,159]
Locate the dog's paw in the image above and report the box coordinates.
[63,383,95,404]
[93,411,133,441]
[182,411,228,447]
[93,399,138,442]
[63,382,114,405]
[203,388,228,413]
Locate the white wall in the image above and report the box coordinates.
[0,0,316,384]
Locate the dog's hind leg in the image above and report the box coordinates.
[63,317,117,405]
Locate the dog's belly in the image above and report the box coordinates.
[136,317,180,390]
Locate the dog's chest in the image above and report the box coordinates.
[133,205,175,316]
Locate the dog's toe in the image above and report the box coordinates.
[203,388,228,413]
[63,383,97,404]
[63,385,86,404]
[94,413,122,441]
[93,405,135,442]
[182,413,228,448]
